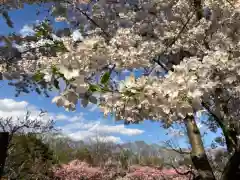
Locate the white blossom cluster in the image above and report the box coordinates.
[100,49,240,123]
[2,0,240,124]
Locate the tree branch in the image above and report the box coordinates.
[201,101,237,153]
[0,132,9,178]
[164,140,191,155]
[153,12,194,72]
[65,0,110,39]
[184,114,216,180]
[164,163,195,176]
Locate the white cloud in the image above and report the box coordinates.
[67,130,122,143]
[0,98,143,143]
[0,98,35,120]
[88,124,144,136]
[0,99,28,111]
[87,103,98,112]
[60,121,101,133]
[68,112,84,122]
[19,24,35,37]
[91,135,122,143]
[0,98,75,126]
[48,112,85,123]
[58,120,144,143]
[54,114,69,121]
[58,120,144,137]
[0,98,53,133]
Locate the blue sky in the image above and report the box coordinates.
[0,3,222,147]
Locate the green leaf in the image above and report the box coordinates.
[101,87,110,93]
[35,21,51,38]
[53,41,68,52]
[51,65,58,74]
[101,72,110,85]
[2,11,14,28]
[54,79,60,89]
[33,72,44,82]
[36,31,43,37]
[89,84,101,92]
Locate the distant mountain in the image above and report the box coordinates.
[46,135,190,161]
[44,134,227,166]
[120,141,188,163]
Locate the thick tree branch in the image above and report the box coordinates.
[164,163,195,177]
[192,0,203,20]
[0,132,9,178]
[220,150,240,180]
[164,140,191,155]
[184,115,216,180]
[201,101,237,153]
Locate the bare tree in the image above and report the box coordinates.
[0,110,54,146]
[0,110,55,178]
[86,134,115,167]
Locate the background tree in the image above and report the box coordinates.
[5,133,57,180]
[0,111,55,179]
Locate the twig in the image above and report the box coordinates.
[164,163,195,176]
[65,0,110,38]
[2,43,62,67]
[153,12,195,72]
[171,147,191,155]
[165,140,191,155]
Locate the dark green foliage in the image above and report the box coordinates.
[101,72,110,85]
[4,133,57,180]
[75,147,93,164]
[89,84,102,92]
[118,149,132,169]
[51,139,76,164]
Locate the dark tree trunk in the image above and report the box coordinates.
[0,132,9,178]
[193,0,203,20]
[184,115,216,180]
[221,150,240,180]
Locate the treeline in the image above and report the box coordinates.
[0,114,228,180]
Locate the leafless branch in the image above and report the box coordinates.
[0,110,55,148]
[164,162,195,177]
[164,139,191,155]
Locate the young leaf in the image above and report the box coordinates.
[33,72,44,82]
[101,72,110,85]
[89,84,101,92]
